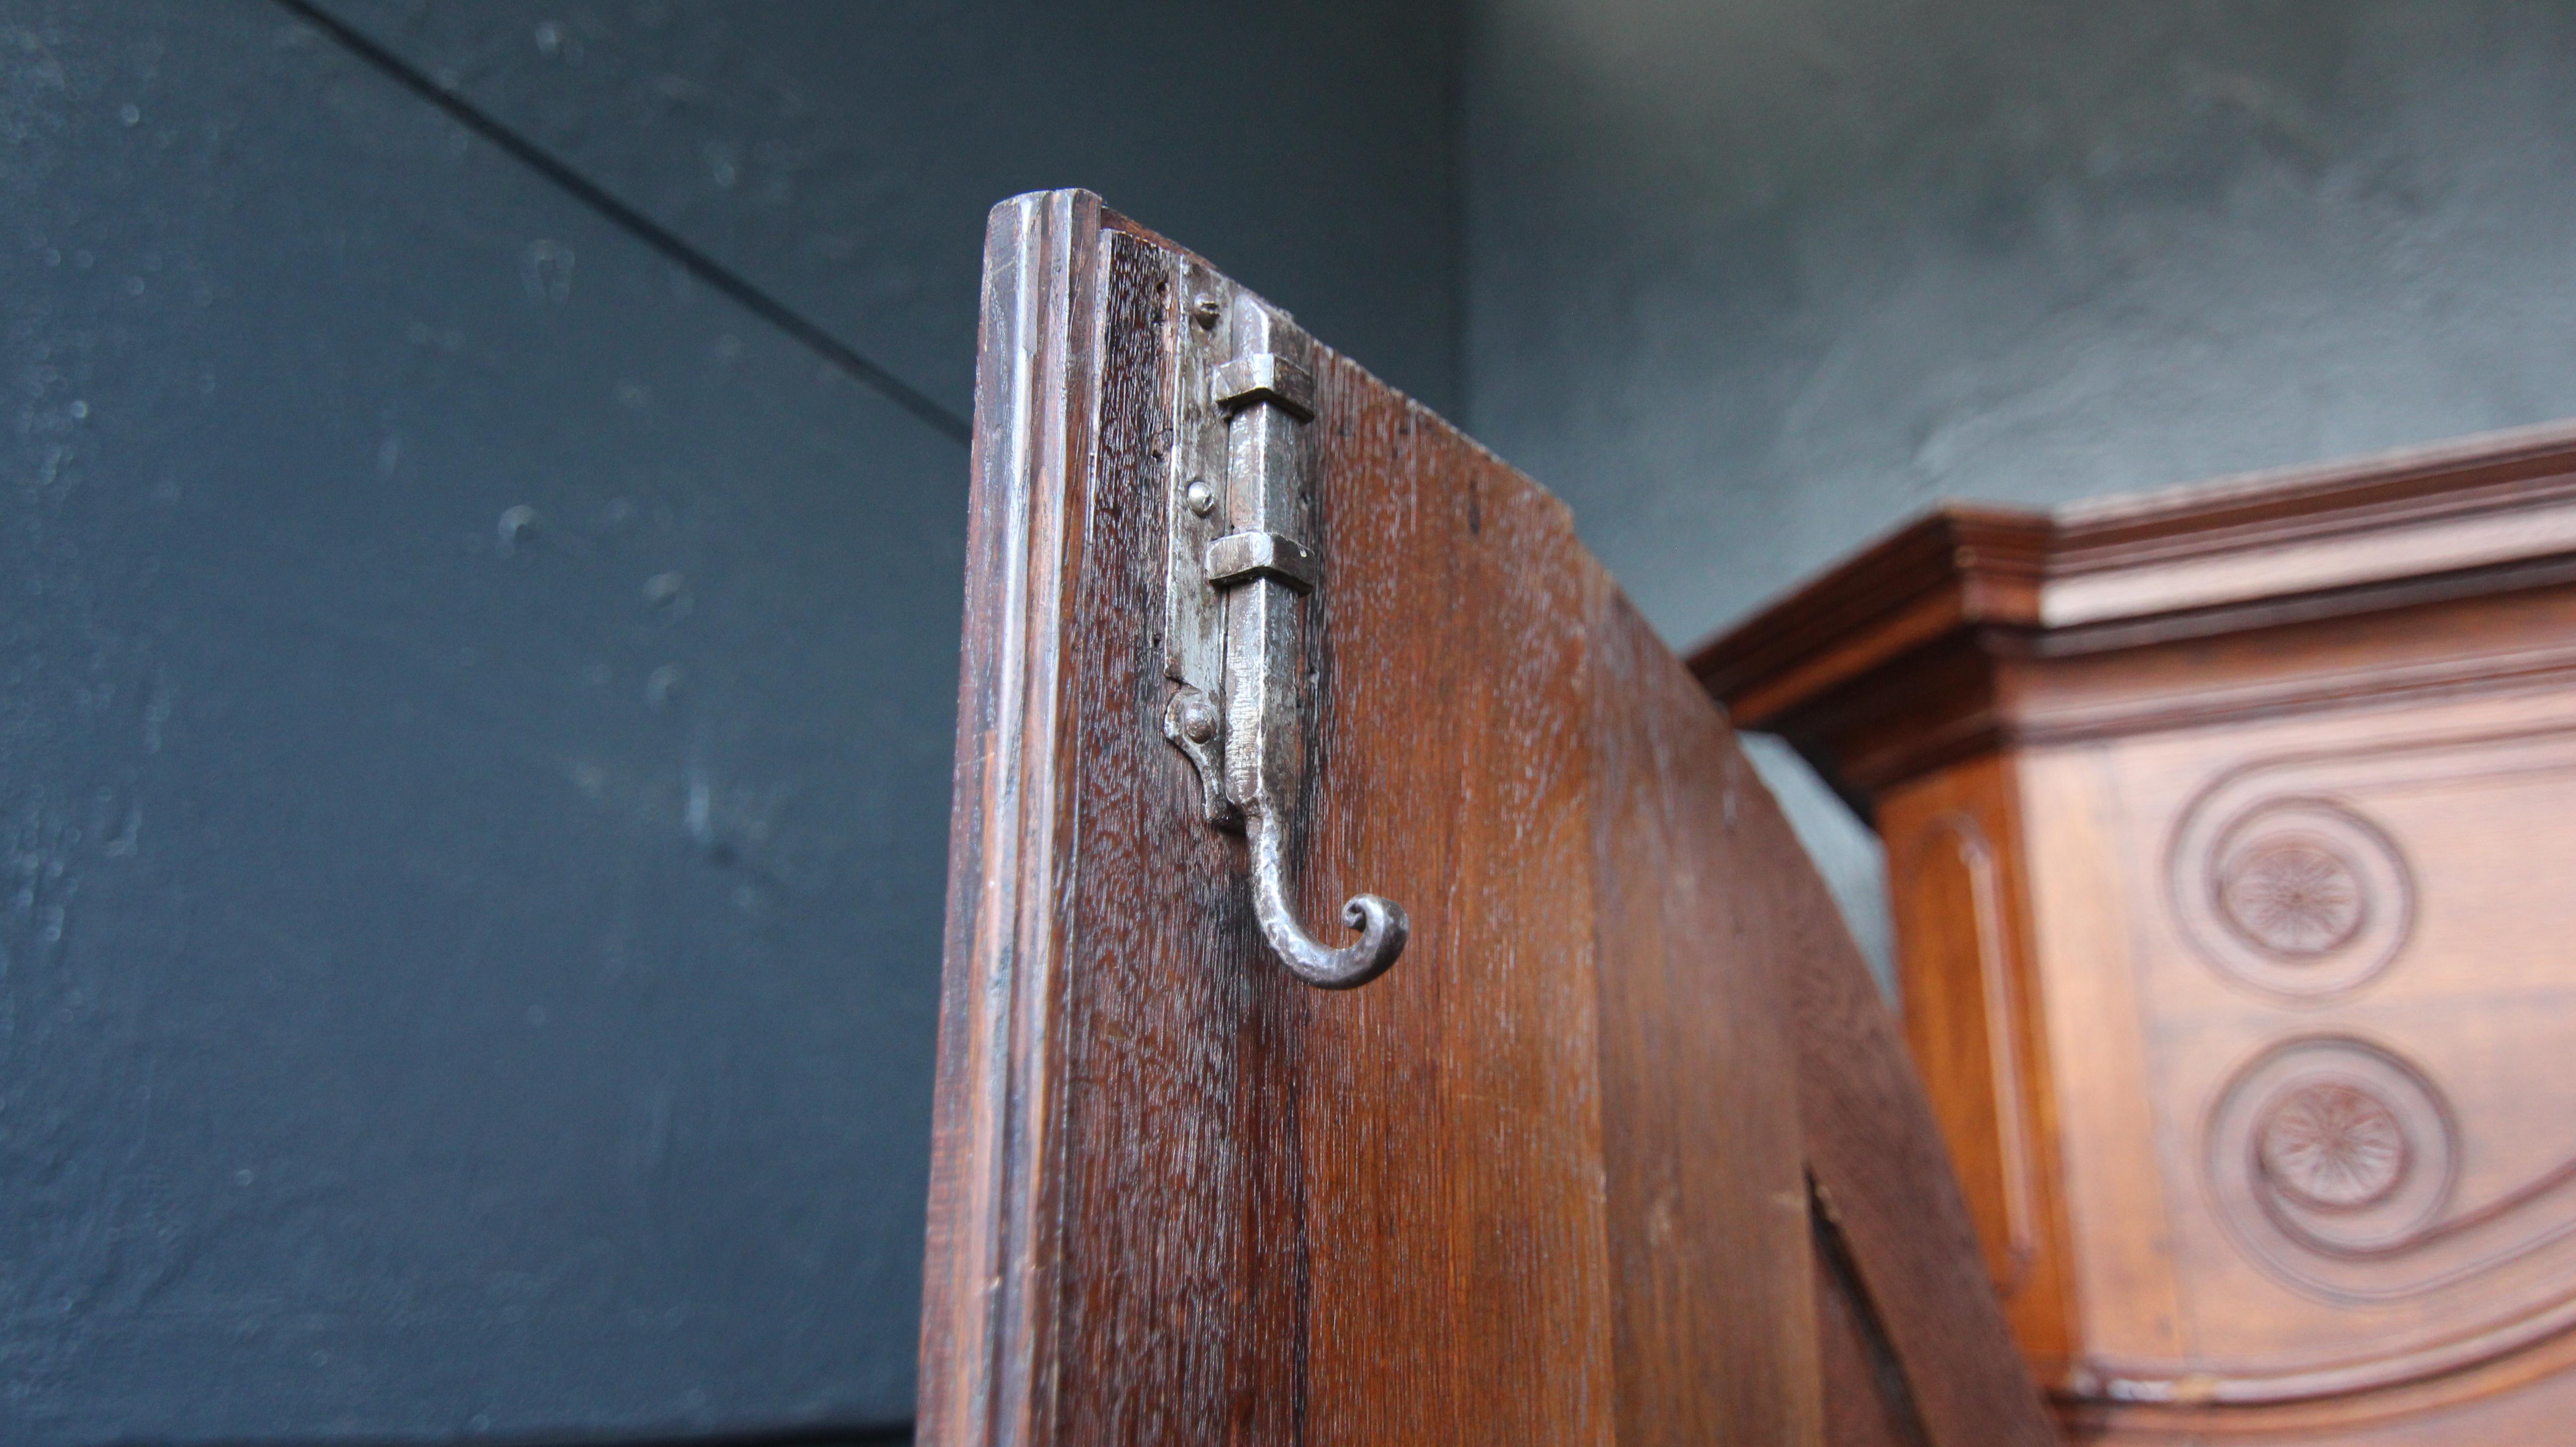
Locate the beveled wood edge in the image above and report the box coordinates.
[1690,419,2576,733]
[2056,1289,2576,1433]
[2057,414,2576,556]
[917,188,1108,1447]
[1689,509,2050,724]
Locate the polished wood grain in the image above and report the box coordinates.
[922,190,2048,1446]
[1876,754,2075,1376]
[1697,423,2576,1443]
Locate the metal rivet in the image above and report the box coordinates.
[1184,479,1216,515]
[1190,293,1222,327]
[1176,695,1219,743]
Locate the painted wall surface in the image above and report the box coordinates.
[1464,0,2576,974]
[316,0,1465,420]
[0,0,1457,1442]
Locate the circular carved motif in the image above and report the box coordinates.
[2219,837,2366,959]
[2172,797,2414,1001]
[2206,1037,2457,1301]
[2257,1080,2409,1210]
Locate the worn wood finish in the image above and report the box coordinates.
[919,189,1099,1447]
[1586,589,1820,1444]
[1752,762,2061,1447]
[922,190,2044,1445]
[1814,1197,1934,1447]
[1696,421,2576,1442]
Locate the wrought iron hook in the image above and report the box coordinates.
[1246,799,1409,989]
[1158,267,1409,990]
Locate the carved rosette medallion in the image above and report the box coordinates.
[2206,1037,2457,1300]
[2220,838,2365,959]
[2174,797,2414,1000]
[2256,1081,2410,1211]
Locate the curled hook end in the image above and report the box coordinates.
[1246,804,1408,989]
[1300,893,1406,990]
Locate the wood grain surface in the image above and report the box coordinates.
[919,189,1103,1447]
[1814,1194,1935,1447]
[922,190,2045,1447]
[1587,588,1820,1444]
[1701,429,2576,1441]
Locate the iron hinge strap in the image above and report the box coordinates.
[1154,269,1406,989]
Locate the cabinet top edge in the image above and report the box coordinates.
[1692,418,2576,725]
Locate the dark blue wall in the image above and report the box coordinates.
[318,0,1466,421]
[0,1,1460,1441]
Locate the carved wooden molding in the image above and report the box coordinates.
[2169,795,2414,1002]
[1691,418,2576,802]
[2116,723,2576,1409]
[1698,422,2576,1438]
[1899,810,2044,1298]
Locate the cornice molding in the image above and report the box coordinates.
[1691,421,2576,785]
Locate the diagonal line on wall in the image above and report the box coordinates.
[268,0,974,446]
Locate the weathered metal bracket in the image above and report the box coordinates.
[1158,268,1407,989]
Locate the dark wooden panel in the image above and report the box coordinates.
[1814,1198,1934,1447]
[1289,314,1619,1444]
[924,186,2061,1447]
[923,190,1848,1445]
[1010,212,1635,1445]
[1746,780,2061,1446]
[1589,591,1821,1444]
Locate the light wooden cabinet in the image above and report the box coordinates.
[1695,423,2576,1443]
